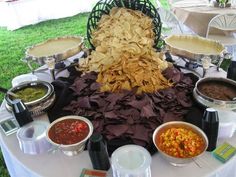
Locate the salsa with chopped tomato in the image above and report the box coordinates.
[48,119,89,145]
[156,127,205,158]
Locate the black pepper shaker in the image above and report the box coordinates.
[202,108,219,151]
[12,99,33,127]
[87,133,110,171]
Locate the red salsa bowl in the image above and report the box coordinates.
[46,116,93,156]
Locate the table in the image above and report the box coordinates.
[172,0,236,36]
[1,67,236,177]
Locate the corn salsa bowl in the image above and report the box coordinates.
[153,121,208,166]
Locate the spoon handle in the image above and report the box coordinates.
[7,91,19,98]
[0,86,19,98]
[0,86,8,93]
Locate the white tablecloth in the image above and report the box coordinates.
[1,67,236,177]
[172,0,236,36]
[0,0,99,30]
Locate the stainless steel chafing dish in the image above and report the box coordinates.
[164,35,227,69]
[5,81,55,116]
[22,36,84,71]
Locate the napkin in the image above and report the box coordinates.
[212,142,236,163]
[80,168,107,177]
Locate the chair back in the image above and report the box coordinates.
[158,7,183,35]
[156,0,162,8]
[206,14,236,37]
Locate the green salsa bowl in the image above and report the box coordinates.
[5,81,55,116]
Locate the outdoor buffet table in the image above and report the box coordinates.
[2,0,236,175]
[172,0,236,36]
[1,65,236,177]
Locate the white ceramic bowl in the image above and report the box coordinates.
[217,109,236,138]
[46,115,93,156]
[153,121,208,166]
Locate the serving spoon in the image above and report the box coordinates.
[0,86,19,98]
[223,93,236,101]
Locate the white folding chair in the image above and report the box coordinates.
[232,0,236,7]
[206,14,236,60]
[206,14,236,46]
[158,7,183,36]
[158,7,194,36]
[156,0,162,8]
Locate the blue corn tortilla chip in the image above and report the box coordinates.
[63,66,194,150]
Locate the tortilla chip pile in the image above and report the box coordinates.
[61,7,195,150]
[97,55,172,93]
[79,7,170,93]
[64,67,194,148]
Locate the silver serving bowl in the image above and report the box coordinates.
[153,121,208,166]
[46,115,93,156]
[5,81,55,116]
[193,77,236,111]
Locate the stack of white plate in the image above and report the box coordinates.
[217,109,236,138]
[12,74,38,87]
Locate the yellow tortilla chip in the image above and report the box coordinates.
[78,7,171,93]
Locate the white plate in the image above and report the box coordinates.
[216,109,236,138]
[12,74,38,87]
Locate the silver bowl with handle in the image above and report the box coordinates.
[46,115,94,156]
[164,35,227,70]
[5,81,55,116]
[22,36,84,71]
[193,77,236,111]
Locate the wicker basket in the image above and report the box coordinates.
[87,0,162,49]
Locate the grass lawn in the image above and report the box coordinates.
[0,0,168,176]
[0,12,89,101]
